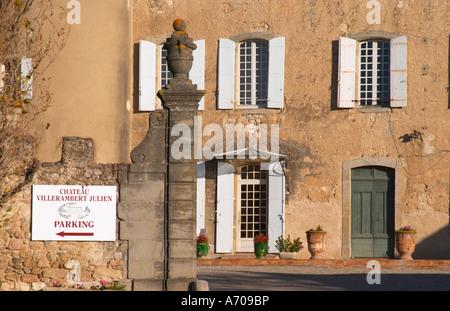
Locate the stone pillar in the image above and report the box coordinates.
[158,19,205,291]
[119,19,204,291]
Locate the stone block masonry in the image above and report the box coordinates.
[0,137,130,291]
[118,161,167,290]
[118,108,169,290]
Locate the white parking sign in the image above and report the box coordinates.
[31,185,117,241]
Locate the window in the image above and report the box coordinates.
[217,36,285,109]
[160,47,173,90]
[138,39,205,111]
[238,41,268,107]
[359,40,390,106]
[0,58,33,100]
[337,35,407,108]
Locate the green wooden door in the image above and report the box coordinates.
[351,167,395,258]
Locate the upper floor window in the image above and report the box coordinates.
[160,47,173,90]
[337,34,407,109]
[238,40,269,107]
[0,58,33,101]
[217,35,285,110]
[359,40,390,107]
[138,39,205,112]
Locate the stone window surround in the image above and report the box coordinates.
[350,31,398,113]
[218,31,285,111]
[231,33,274,110]
[237,40,269,107]
[230,32,275,42]
[349,30,398,41]
[341,157,403,259]
[358,40,390,106]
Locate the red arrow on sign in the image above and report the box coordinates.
[56,231,94,237]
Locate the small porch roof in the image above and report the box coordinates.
[213,148,287,164]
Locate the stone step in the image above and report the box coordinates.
[219,253,279,260]
[198,257,450,270]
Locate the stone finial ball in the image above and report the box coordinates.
[173,19,186,31]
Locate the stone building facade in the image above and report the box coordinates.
[1,0,450,291]
[133,0,450,260]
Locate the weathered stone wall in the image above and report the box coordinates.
[133,0,450,259]
[0,137,130,291]
[117,110,168,291]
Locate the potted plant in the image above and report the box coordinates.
[253,233,269,259]
[275,235,303,259]
[99,281,126,291]
[395,225,416,260]
[196,234,210,258]
[305,225,327,259]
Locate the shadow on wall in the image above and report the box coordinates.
[414,225,450,259]
[330,40,339,111]
[133,43,140,113]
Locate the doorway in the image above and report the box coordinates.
[236,164,268,252]
[351,166,395,258]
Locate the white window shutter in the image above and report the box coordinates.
[390,35,407,107]
[139,40,157,111]
[191,39,205,110]
[267,161,285,253]
[21,58,33,100]
[217,39,235,110]
[337,37,357,108]
[196,162,206,235]
[216,161,234,253]
[267,37,285,109]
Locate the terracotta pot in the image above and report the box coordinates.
[395,231,416,260]
[306,231,327,259]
